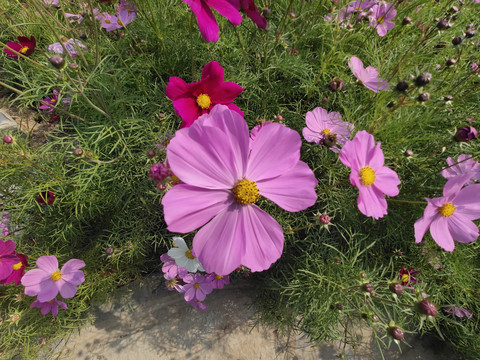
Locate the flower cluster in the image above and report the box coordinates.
[48,38,86,58]
[98,0,137,31]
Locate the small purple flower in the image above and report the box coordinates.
[339,1,376,22]
[160,253,187,280]
[30,297,68,315]
[443,306,472,319]
[455,126,478,142]
[182,273,213,301]
[164,274,184,292]
[48,39,87,58]
[39,90,59,113]
[100,13,122,32]
[441,155,480,183]
[64,13,84,24]
[187,299,208,311]
[368,3,396,37]
[206,273,230,289]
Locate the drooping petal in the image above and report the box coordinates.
[189,0,220,42]
[207,0,242,25]
[36,256,58,273]
[414,201,438,243]
[257,161,317,212]
[357,185,388,219]
[36,280,59,302]
[448,213,479,244]
[162,184,232,233]
[430,216,455,251]
[57,279,78,298]
[61,259,86,274]
[373,166,400,196]
[443,173,474,197]
[246,122,301,182]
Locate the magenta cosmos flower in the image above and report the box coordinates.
[227,0,266,29]
[339,130,401,219]
[368,3,396,37]
[0,253,28,286]
[165,61,244,128]
[39,90,60,113]
[183,0,242,42]
[441,154,480,183]
[0,240,19,281]
[414,174,480,251]
[348,56,389,92]
[4,36,36,59]
[302,106,354,151]
[162,105,318,275]
[398,265,421,291]
[21,256,85,302]
[181,273,213,301]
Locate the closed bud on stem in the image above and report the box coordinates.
[402,16,412,25]
[73,148,83,157]
[390,283,404,295]
[415,73,432,86]
[2,136,13,144]
[418,299,438,316]
[49,55,65,69]
[418,93,430,102]
[390,326,404,341]
[396,81,409,91]
[446,58,457,66]
[452,36,463,45]
[363,283,373,293]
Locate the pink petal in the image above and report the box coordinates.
[61,259,86,273]
[368,142,385,170]
[210,81,244,103]
[190,0,219,42]
[302,127,322,144]
[61,270,85,286]
[0,240,15,256]
[373,166,400,197]
[37,280,59,302]
[36,255,58,273]
[225,103,244,117]
[339,130,375,170]
[454,184,480,219]
[348,56,364,79]
[448,213,479,244]
[58,279,78,298]
[195,287,206,301]
[165,77,189,100]
[430,216,455,251]
[42,303,53,315]
[257,161,317,212]
[414,201,438,243]
[305,107,329,133]
[184,286,196,301]
[443,173,474,197]
[162,184,231,233]
[172,98,202,127]
[21,269,50,286]
[207,0,242,25]
[51,303,59,316]
[357,185,388,219]
[246,122,301,182]
[245,1,267,29]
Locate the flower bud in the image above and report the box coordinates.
[465,30,475,38]
[415,73,432,86]
[289,12,295,19]
[147,149,156,158]
[418,93,430,102]
[404,150,413,157]
[2,136,13,144]
[262,8,272,17]
[322,97,328,103]
[328,78,345,91]
[455,126,478,142]
[105,247,114,256]
[436,19,449,30]
[336,303,344,310]
[363,283,373,293]
[68,63,79,70]
[418,299,437,316]
[396,81,409,91]
[452,36,463,45]
[444,95,453,101]
[73,148,83,157]
[390,283,404,295]
[319,214,330,225]
[387,101,395,108]
[49,55,65,69]
[389,326,404,341]
[402,16,412,25]
[446,58,457,66]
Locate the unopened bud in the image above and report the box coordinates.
[452,36,463,45]
[147,149,156,158]
[390,283,404,295]
[73,148,83,157]
[415,73,432,86]
[446,58,457,66]
[444,95,453,101]
[404,150,413,157]
[402,16,412,25]
[396,81,409,91]
[465,30,475,38]
[49,55,65,69]
[390,326,404,341]
[418,93,430,102]
[319,214,330,225]
[418,299,437,316]
[2,136,13,144]
[68,63,79,70]
[437,19,449,30]
[105,247,114,256]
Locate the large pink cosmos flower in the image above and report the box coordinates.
[368,3,396,37]
[21,256,85,302]
[165,61,244,128]
[227,0,266,29]
[441,154,480,183]
[302,106,354,152]
[348,56,389,92]
[4,36,36,59]
[183,0,242,42]
[162,105,318,275]
[339,130,401,219]
[414,174,480,251]
[0,240,19,281]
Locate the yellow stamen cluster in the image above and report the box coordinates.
[117,19,124,26]
[377,16,385,24]
[401,274,409,283]
[232,179,259,205]
[185,249,195,260]
[105,19,111,24]
[215,275,223,280]
[196,94,211,109]
[193,283,200,289]
[438,203,455,217]
[51,271,62,281]
[321,128,331,135]
[359,166,376,186]
[12,262,23,271]
[19,46,29,54]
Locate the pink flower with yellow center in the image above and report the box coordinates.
[166,61,244,128]
[0,240,19,281]
[414,174,480,251]
[0,253,28,286]
[30,298,68,316]
[181,273,213,301]
[339,130,401,219]
[4,36,36,59]
[206,273,230,289]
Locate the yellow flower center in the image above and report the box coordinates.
[321,128,331,135]
[185,249,195,260]
[167,278,178,289]
[194,283,200,289]
[51,98,57,103]
[359,166,376,186]
[196,94,211,110]
[171,174,181,184]
[401,274,409,283]
[51,271,62,281]
[117,19,124,26]
[12,262,23,271]
[438,203,455,217]
[377,16,385,24]
[105,19,111,24]
[19,46,29,54]
[232,179,259,205]
[215,275,223,280]
[355,7,362,11]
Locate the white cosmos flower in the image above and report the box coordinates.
[167,237,204,273]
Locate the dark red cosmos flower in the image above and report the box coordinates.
[165,61,244,128]
[4,36,36,59]
[36,191,56,205]
[398,265,421,291]
[0,253,28,286]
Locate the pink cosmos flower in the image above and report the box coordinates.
[162,105,318,275]
[31,298,68,316]
[160,253,188,280]
[43,0,59,5]
[441,154,480,183]
[206,273,230,289]
[302,106,354,151]
[368,3,396,37]
[339,130,401,219]
[473,62,480,73]
[181,273,213,301]
[0,240,19,281]
[183,0,242,42]
[48,39,87,58]
[443,306,472,319]
[39,90,60,113]
[100,13,122,31]
[339,1,376,21]
[21,256,85,302]
[348,56,389,92]
[227,0,266,29]
[414,174,480,251]
[187,299,208,311]
[0,253,28,286]
[4,36,36,59]
[165,61,244,128]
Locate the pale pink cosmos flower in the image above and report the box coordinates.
[339,130,401,219]
[181,273,213,301]
[368,3,396,37]
[100,13,122,32]
[187,299,208,311]
[30,298,68,316]
[21,256,85,302]
[183,0,242,42]
[302,106,354,152]
[162,105,318,275]
[348,56,389,92]
[443,306,472,319]
[206,273,230,289]
[339,1,376,21]
[441,154,480,183]
[414,174,480,251]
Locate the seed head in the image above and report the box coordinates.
[437,19,449,30]
[105,247,114,256]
